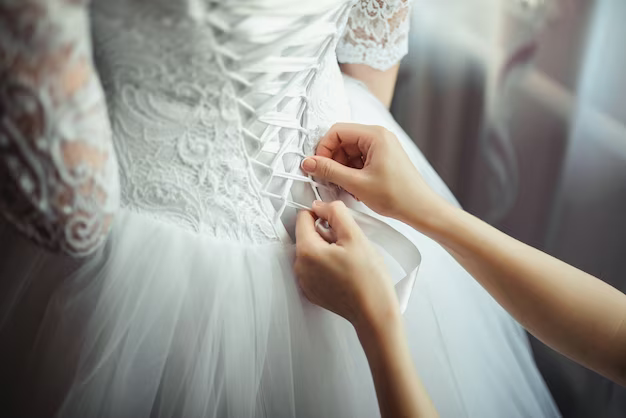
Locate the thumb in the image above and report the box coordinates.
[301,156,362,191]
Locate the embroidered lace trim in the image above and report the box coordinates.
[337,0,413,71]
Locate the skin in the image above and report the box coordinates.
[295,202,438,418]
[294,123,626,415]
[340,63,400,108]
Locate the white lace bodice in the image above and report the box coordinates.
[0,0,414,255]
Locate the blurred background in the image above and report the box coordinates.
[391,0,626,416]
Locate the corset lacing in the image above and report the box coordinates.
[195,1,353,226]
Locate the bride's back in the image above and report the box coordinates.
[91,0,354,243]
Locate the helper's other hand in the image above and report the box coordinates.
[294,200,398,330]
[301,123,448,228]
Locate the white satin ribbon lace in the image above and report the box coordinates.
[198,1,421,312]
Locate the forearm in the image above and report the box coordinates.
[340,63,399,108]
[410,203,626,385]
[355,307,438,418]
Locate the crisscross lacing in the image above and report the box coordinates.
[197,1,353,226]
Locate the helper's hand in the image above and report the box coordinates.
[294,200,399,330]
[295,201,440,418]
[301,123,448,228]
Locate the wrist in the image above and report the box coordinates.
[353,290,402,345]
[400,195,455,237]
[354,305,404,368]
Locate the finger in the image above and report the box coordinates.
[316,123,380,159]
[301,156,363,192]
[295,210,327,251]
[312,200,362,242]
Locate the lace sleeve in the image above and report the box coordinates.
[336,0,413,71]
[0,0,119,256]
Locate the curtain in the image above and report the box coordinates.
[391,0,626,416]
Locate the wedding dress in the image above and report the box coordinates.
[0,0,559,417]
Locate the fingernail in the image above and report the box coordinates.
[312,200,322,208]
[301,158,317,173]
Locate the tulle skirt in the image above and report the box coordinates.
[0,77,559,418]
[0,211,381,417]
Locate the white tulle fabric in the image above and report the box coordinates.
[0,0,560,417]
[0,212,380,417]
[337,0,414,71]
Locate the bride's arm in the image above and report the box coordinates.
[339,63,400,110]
[336,0,413,108]
[0,0,119,256]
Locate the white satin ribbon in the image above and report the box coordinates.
[305,200,421,315]
[347,208,421,314]
[202,2,420,312]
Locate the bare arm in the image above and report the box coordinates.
[413,204,626,386]
[340,63,400,108]
[294,204,437,417]
[336,0,412,107]
[302,123,626,386]
[356,304,438,418]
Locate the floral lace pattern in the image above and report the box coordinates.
[337,0,414,71]
[0,0,119,256]
[91,5,278,243]
[89,0,356,244]
[0,0,405,252]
